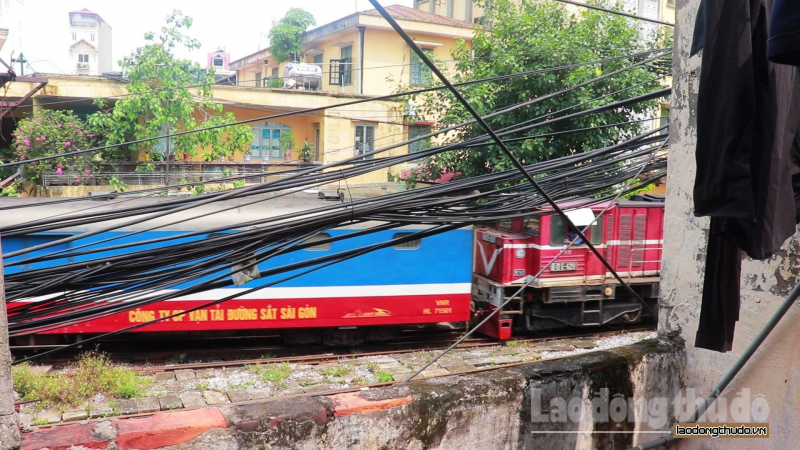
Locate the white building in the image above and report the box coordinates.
[0,0,25,68]
[68,8,111,75]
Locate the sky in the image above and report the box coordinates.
[17,0,414,74]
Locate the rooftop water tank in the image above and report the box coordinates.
[283,63,322,90]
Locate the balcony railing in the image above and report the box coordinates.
[301,15,359,44]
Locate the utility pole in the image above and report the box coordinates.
[10,54,26,76]
[0,235,21,449]
[164,123,170,186]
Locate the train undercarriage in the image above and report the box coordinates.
[471,274,659,339]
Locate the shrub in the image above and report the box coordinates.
[12,351,153,407]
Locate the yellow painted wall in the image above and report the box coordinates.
[360,28,465,95]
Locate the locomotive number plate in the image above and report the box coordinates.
[551,262,578,271]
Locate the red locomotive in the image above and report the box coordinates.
[471,195,664,339]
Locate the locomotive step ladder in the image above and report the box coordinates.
[581,299,603,326]
[500,292,524,315]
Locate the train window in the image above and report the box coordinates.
[523,218,540,236]
[497,220,512,230]
[393,232,421,249]
[304,233,332,251]
[589,217,604,245]
[549,215,566,247]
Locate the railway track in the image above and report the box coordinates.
[12,323,655,370]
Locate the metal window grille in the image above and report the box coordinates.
[632,214,647,266]
[618,214,632,268]
[355,125,375,160]
[410,50,433,87]
[341,46,352,86]
[408,125,431,153]
[393,232,421,249]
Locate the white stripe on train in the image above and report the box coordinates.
[15,283,474,303]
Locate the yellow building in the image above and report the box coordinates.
[3,75,411,186]
[230,5,474,97]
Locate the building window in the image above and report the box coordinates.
[659,105,670,134]
[393,232,421,249]
[667,0,675,6]
[355,124,375,160]
[329,59,343,86]
[340,46,352,86]
[78,54,89,63]
[213,57,223,67]
[250,121,291,160]
[69,13,97,27]
[72,32,76,40]
[90,33,95,42]
[271,67,279,79]
[255,72,261,88]
[304,233,332,251]
[410,49,433,87]
[313,53,323,69]
[408,125,431,153]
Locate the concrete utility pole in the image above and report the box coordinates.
[0,235,20,449]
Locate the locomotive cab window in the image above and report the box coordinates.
[589,217,603,245]
[497,220,512,231]
[304,233,332,251]
[523,218,540,237]
[393,232,421,249]
[550,215,568,246]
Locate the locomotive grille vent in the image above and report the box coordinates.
[606,215,614,242]
[618,214,632,268]
[632,214,646,266]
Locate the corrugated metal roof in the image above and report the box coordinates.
[361,4,475,29]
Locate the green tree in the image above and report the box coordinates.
[12,110,103,188]
[269,8,316,63]
[88,11,251,162]
[407,0,669,181]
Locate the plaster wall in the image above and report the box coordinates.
[659,0,800,448]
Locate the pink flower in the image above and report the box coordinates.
[89,134,94,137]
[56,168,62,174]
[41,136,46,141]
[56,125,62,128]
[64,141,71,147]
[84,169,91,174]
[23,139,30,146]
[35,137,41,141]
[67,124,73,127]
[77,130,84,135]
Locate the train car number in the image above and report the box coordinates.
[551,262,578,271]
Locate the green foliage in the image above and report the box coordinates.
[108,176,128,192]
[247,362,292,384]
[191,184,205,196]
[269,9,316,63]
[13,351,153,407]
[376,371,394,383]
[88,11,251,161]
[0,179,19,197]
[299,140,314,162]
[279,131,295,151]
[12,110,105,186]
[267,78,285,89]
[321,366,350,378]
[407,0,667,181]
[135,162,156,173]
[232,179,245,188]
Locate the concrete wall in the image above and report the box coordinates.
[20,339,684,450]
[659,0,796,448]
